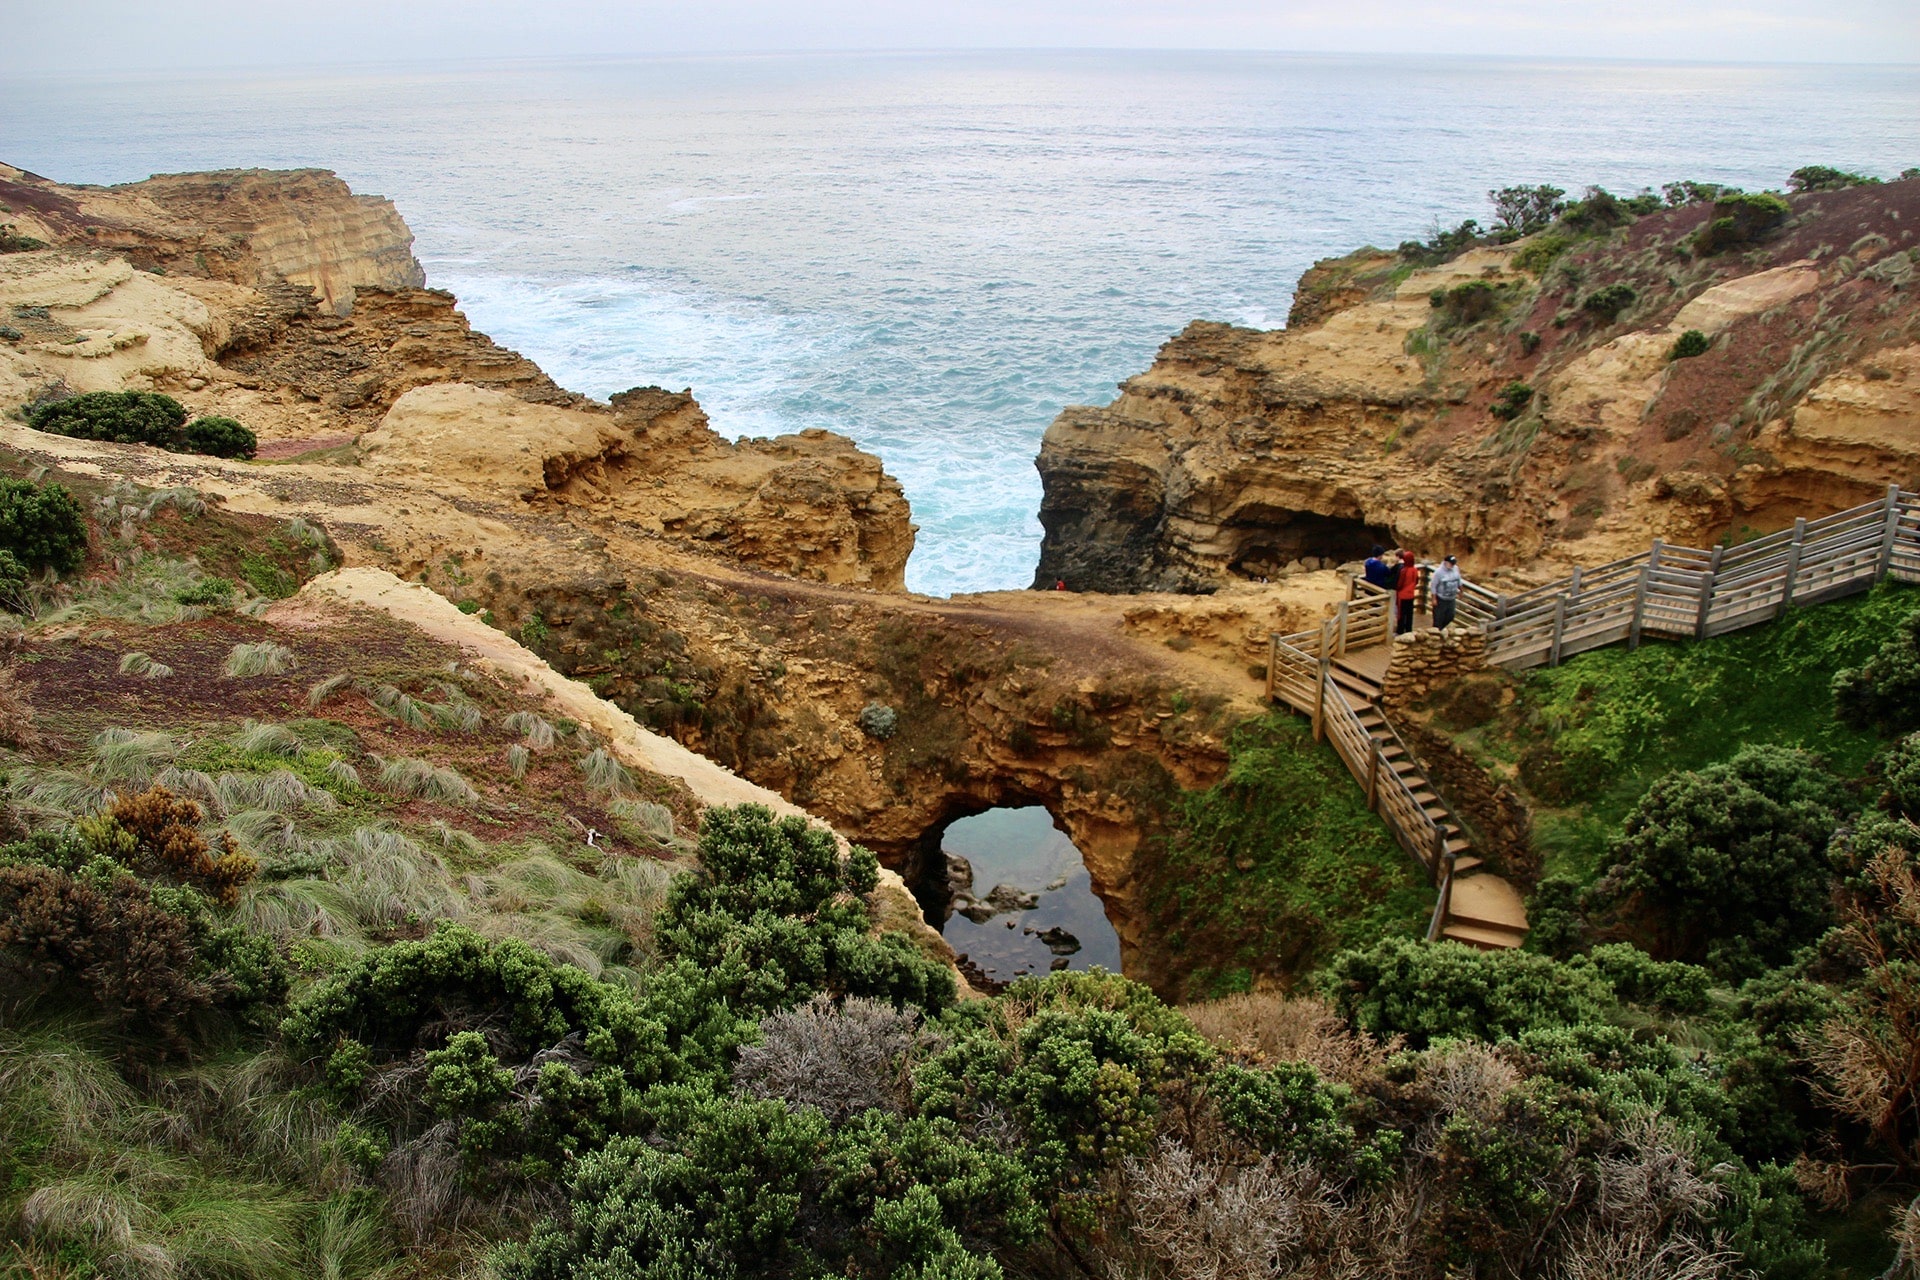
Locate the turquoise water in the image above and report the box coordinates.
[7,53,1918,593]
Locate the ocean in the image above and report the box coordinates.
[7,52,1918,595]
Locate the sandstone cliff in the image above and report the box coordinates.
[1035,179,1920,592]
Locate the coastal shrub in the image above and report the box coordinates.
[1428,279,1507,325]
[0,223,48,253]
[1580,283,1638,324]
[1878,733,1920,821]
[1670,328,1711,360]
[25,391,258,460]
[1488,184,1566,238]
[1584,745,1848,974]
[0,828,285,1046]
[0,477,88,576]
[733,994,921,1120]
[1517,329,1541,355]
[181,414,258,460]
[173,575,234,607]
[1320,936,1609,1046]
[1789,165,1880,194]
[658,805,955,1016]
[858,702,899,739]
[1835,607,1920,734]
[99,784,260,905]
[1695,192,1792,255]
[1558,185,1633,233]
[1397,218,1482,264]
[1664,180,1731,207]
[1489,381,1534,421]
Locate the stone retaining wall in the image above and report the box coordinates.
[1382,626,1489,707]
[1399,718,1538,887]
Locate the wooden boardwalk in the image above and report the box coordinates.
[1267,484,1920,950]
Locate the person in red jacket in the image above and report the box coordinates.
[1395,549,1420,635]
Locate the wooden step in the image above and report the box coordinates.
[1442,921,1528,950]
[1445,874,1529,932]
[1449,855,1484,875]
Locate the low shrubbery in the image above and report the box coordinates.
[1671,328,1712,360]
[26,390,257,459]
[1696,191,1793,255]
[0,476,88,576]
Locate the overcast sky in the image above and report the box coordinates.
[9,0,1917,70]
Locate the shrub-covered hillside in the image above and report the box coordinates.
[10,463,1920,1277]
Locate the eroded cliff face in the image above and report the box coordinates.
[0,162,1287,994]
[0,163,424,313]
[0,163,914,589]
[1036,181,1920,592]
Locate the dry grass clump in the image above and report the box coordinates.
[0,666,46,751]
[117,651,175,680]
[578,747,634,796]
[88,727,177,787]
[1181,991,1398,1086]
[609,798,676,843]
[506,744,530,781]
[376,757,480,806]
[213,770,339,816]
[733,996,922,1120]
[232,719,301,757]
[306,673,350,709]
[369,684,434,732]
[500,710,558,750]
[223,642,296,679]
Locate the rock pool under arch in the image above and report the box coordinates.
[934,806,1122,986]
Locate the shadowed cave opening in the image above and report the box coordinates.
[1228,509,1393,579]
[909,804,1122,989]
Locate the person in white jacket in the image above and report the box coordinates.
[1431,555,1463,629]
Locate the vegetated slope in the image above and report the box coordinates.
[1427,581,1920,882]
[1035,173,1920,593]
[1137,713,1433,1001]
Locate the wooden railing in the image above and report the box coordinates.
[1262,485,1920,944]
[1476,484,1918,670]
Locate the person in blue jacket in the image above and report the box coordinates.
[1362,544,1396,590]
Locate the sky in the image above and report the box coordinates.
[8,0,1917,70]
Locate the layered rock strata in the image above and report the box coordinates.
[1035,180,1920,593]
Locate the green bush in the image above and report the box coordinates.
[1835,606,1920,734]
[181,415,258,460]
[0,548,28,613]
[0,223,47,253]
[1429,279,1508,325]
[1584,745,1848,975]
[0,477,88,575]
[1320,936,1610,1047]
[26,391,258,460]
[658,805,955,1016]
[1669,328,1711,360]
[1488,184,1566,238]
[28,389,188,446]
[1490,381,1534,421]
[1695,192,1792,255]
[174,576,235,607]
[1580,283,1638,324]
[1788,166,1880,194]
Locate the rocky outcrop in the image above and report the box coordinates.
[1035,180,1920,593]
[0,163,423,313]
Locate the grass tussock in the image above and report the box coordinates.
[232,719,302,758]
[500,710,558,750]
[117,651,175,680]
[0,666,46,750]
[578,747,634,796]
[306,673,351,709]
[375,756,480,806]
[223,642,297,679]
[89,727,177,786]
[506,743,530,781]
[369,684,433,732]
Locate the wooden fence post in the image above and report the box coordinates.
[1569,566,1584,599]
[1312,621,1333,741]
[1879,483,1903,580]
[1335,600,1351,657]
[1780,518,1807,616]
[1548,594,1569,667]
[1628,541,1661,650]
[1266,633,1278,703]
[1431,825,1448,885]
[1366,747,1380,811]
[1695,545,1724,639]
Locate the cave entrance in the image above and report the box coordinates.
[1229,509,1393,580]
[913,806,1121,988]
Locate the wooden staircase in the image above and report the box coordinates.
[1330,658,1528,950]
